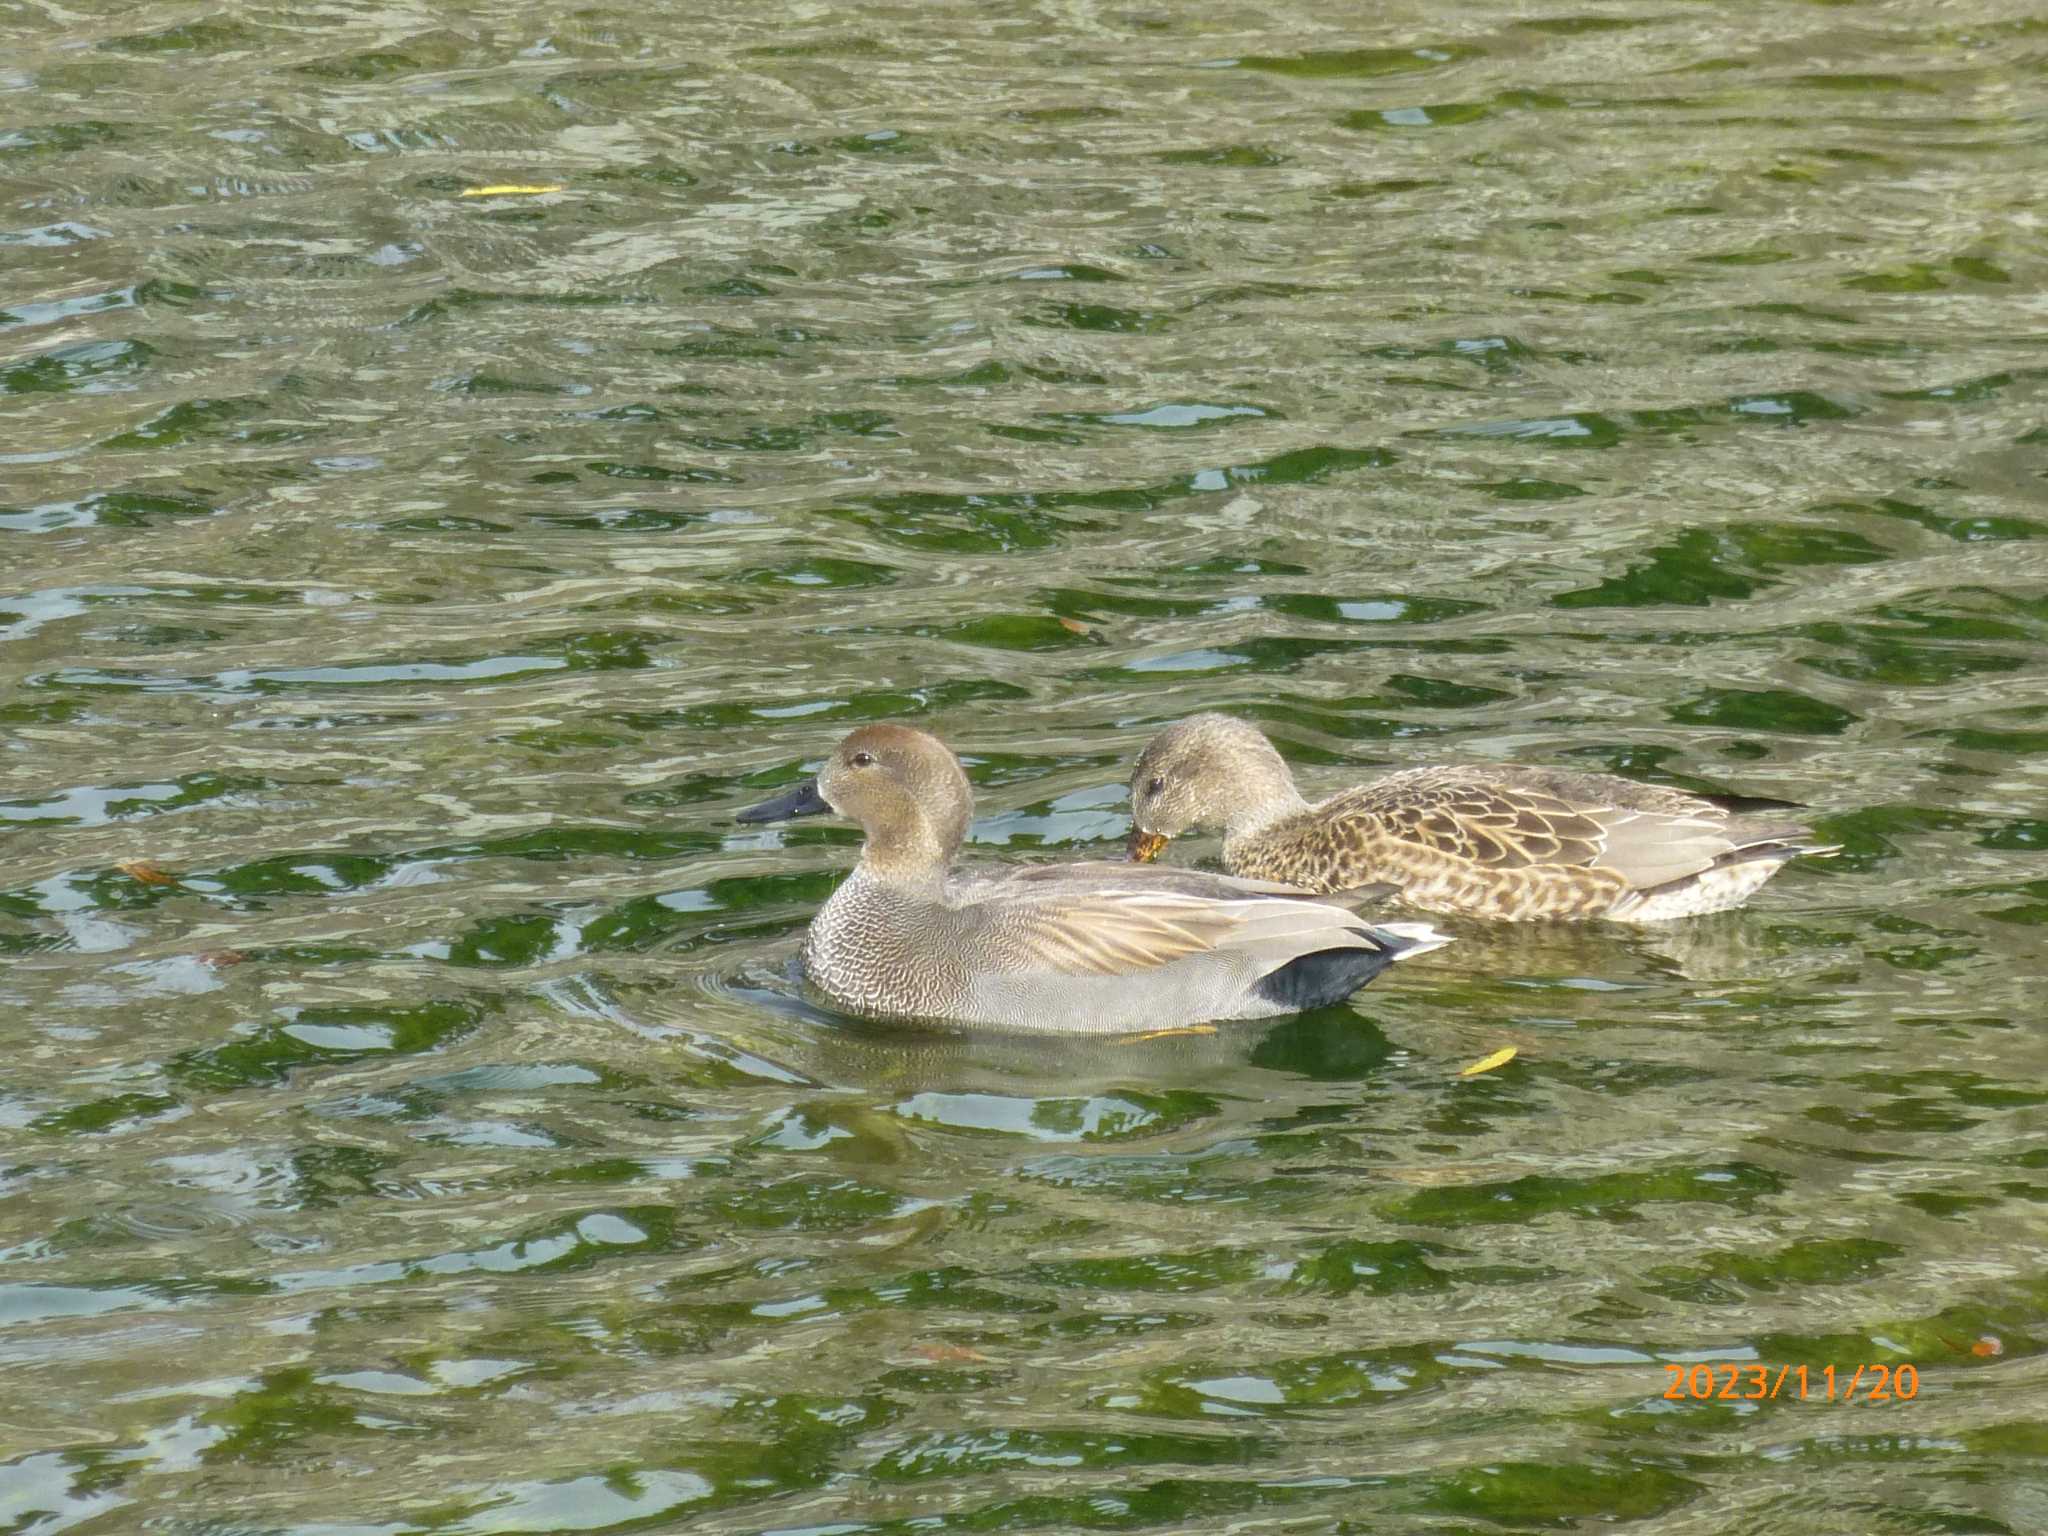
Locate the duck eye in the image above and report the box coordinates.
[850,751,875,768]
[1145,776,1165,798]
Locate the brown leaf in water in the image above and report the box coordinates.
[198,950,247,969]
[1057,616,1091,635]
[1380,1161,1519,1187]
[115,860,177,887]
[1972,1335,2003,1357]
[908,1341,990,1364]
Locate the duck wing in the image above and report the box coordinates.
[968,881,1432,979]
[954,859,1401,923]
[1322,768,1618,871]
[989,888,1250,976]
[1326,766,1816,886]
[938,865,1453,1030]
[968,859,1362,900]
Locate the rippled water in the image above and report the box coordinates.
[5,1,2048,1531]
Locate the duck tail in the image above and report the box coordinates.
[1365,920,1456,960]
[1721,835,1843,868]
[1607,836,1841,922]
[1251,920,1452,1010]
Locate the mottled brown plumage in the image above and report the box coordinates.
[1126,714,1840,923]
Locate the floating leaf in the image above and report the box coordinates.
[1459,1045,1518,1077]
[115,859,177,886]
[460,183,564,197]
[198,949,247,968]
[907,1341,991,1364]
[1973,1335,2003,1357]
[1119,1024,1219,1043]
[1057,616,1092,635]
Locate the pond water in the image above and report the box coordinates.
[4,1,2047,1532]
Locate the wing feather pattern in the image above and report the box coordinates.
[998,891,1248,976]
[1318,767,1769,883]
[975,885,1386,979]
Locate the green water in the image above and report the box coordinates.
[4,1,2047,1531]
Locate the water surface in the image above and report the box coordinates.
[4,1,2048,1532]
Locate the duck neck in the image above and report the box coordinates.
[854,811,954,895]
[1220,787,1311,858]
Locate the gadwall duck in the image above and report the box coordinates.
[737,723,1450,1031]
[1126,713,1840,923]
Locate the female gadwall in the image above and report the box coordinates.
[1126,713,1840,923]
[737,723,1450,1031]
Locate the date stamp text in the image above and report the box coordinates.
[1664,1363,1918,1403]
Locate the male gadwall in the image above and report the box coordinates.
[737,723,1450,1031]
[1126,713,1840,923]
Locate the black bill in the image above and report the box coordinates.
[736,779,831,823]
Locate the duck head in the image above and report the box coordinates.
[739,723,973,878]
[1126,712,1305,861]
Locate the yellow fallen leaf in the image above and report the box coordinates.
[1459,1046,1518,1077]
[1057,616,1091,635]
[1118,1024,1218,1043]
[460,183,564,197]
[115,859,178,887]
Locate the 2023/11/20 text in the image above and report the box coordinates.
[1664,1363,1919,1403]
